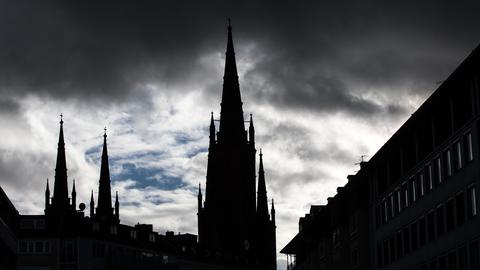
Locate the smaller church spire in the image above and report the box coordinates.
[198,183,203,211]
[90,190,95,218]
[209,112,216,147]
[52,114,69,210]
[115,191,120,223]
[97,127,113,221]
[271,198,276,226]
[45,178,50,210]
[257,149,269,220]
[249,114,255,146]
[71,179,76,210]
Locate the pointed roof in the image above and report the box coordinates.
[257,149,269,218]
[53,114,69,208]
[46,178,50,193]
[72,179,76,193]
[97,128,113,219]
[219,19,246,144]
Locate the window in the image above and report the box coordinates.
[437,205,445,236]
[149,233,156,242]
[389,236,396,262]
[455,141,463,170]
[439,255,447,270]
[376,204,382,227]
[383,240,389,265]
[351,248,359,268]
[411,222,418,250]
[459,246,467,270]
[92,242,105,257]
[377,244,383,268]
[410,177,418,203]
[465,133,474,162]
[470,241,479,270]
[19,241,51,254]
[427,211,435,242]
[402,183,409,209]
[403,227,410,254]
[333,227,341,246]
[110,226,118,235]
[467,186,478,218]
[19,241,27,253]
[418,171,425,197]
[456,192,466,226]
[387,195,394,219]
[383,199,388,222]
[419,217,426,246]
[426,164,433,191]
[396,189,402,214]
[92,222,100,232]
[444,150,452,177]
[446,199,455,231]
[448,251,457,270]
[396,231,403,258]
[130,229,137,239]
[435,157,443,184]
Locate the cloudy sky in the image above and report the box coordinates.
[1,0,480,268]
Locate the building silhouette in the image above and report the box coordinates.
[0,22,276,270]
[0,186,18,270]
[281,44,480,270]
[197,21,277,270]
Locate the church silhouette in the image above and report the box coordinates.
[0,21,277,270]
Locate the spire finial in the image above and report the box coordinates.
[260,148,263,157]
[104,126,107,137]
[60,113,63,124]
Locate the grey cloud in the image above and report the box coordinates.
[1,0,479,116]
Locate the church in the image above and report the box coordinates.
[0,22,277,270]
[197,20,277,270]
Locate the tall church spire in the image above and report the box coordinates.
[219,19,246,144]
[257,149,269,220]
[96,128,113,221]
[52,114,69,210]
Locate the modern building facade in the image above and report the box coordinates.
[282,44,480,270]
[197,21,277,270]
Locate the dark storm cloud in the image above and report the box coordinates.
[1,0,480,114]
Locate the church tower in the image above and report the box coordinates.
[93,128,119,224]
[197,21,276,270]
[45,115,77,215]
